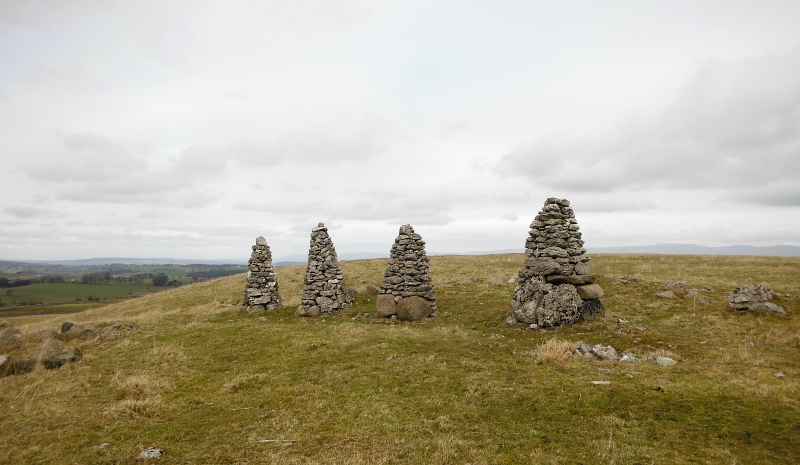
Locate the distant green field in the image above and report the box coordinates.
[0,283,152,307]
[0,302,104,317]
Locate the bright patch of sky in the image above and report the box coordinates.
[1,1,799,260]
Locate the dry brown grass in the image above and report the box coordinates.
[532,337,578,364]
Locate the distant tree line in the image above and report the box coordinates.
[0,277,33,288]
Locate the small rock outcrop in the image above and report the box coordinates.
[729,284,786,315]
[242,236,282,313]
[0,325,25,350]
[378,225,437,320]
[296,223,353,317]
[510,198,603,327]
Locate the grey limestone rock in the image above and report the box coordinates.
[242,236,282,313]
[510,198,602,327]
[729,284,786,315]
[296,223,353,317]
[378,225,437,317]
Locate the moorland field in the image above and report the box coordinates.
[1,253,798,464]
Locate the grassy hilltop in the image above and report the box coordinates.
[1,254,799,464]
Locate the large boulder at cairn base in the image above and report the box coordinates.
[376,294,398,318]
[396,296,433,321]
[729,284,785,315]
[512,277,583,326]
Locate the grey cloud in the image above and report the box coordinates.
[3,206,59,219]
[497,46,800,204]
[233,121,387,166]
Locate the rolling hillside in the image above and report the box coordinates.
[1,254,799,464]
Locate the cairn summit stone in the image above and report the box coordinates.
[510,198,602,327]
[296,223,353,317]
[242,236,282,313]
[378,225,436,319]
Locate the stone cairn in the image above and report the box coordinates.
[376,225,437,321]
[510,198,603,327]
[729,284,786,316]
[296,223,353,317]
[241,236,282,313]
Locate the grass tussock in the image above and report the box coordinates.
[532,337,578,364]
[1,254,799,464]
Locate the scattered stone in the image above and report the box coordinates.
[505,316,517,325]
[625,373,633,379]
[42,349,82,369]
[0,321,10,328]
[577,342,619,361]
[529,323,539,330]
[137,447,164,460]
[396,296,434,321]
[58,324,96,342]
[619,352,637,362]
[648,355,677,367]
[0,355,34,377]
[61,322,74,333]
[0,355,10,377]
[700,340,708,345]
[378,225,437,318]
[242,236,282,313]
[656,290,675,299]
[591,381,611,385]
[99,443,109,449]
[774,372,786,379]
[617,318,629,324]
[664,281,686,289]
[0,326,24,349]
[255,317,268,323]
[296,224,353,317]
[729,284,786,315]
[34,339,66,361]
[98,321,139,342]
[507,275,517,284]
[509,198,601,327]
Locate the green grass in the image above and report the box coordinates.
[1,283,154,307]
[0,303,105,317]
[0,254,798,464]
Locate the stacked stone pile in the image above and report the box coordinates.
[296,223,354,317]
[377,225,437,320]
[510,198,603,327]
[729,284,786,315]
[242,236,282,313]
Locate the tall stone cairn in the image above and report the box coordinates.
[510,198,603,327]
[296,223,353,317]
[241,236,282,313]
[376,225,437,320]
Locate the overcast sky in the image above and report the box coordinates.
[1,1,799,261]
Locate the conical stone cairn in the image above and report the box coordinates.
[296,223,353,317]
[510,198,603,327]
[241,236,282,313]
[376,224,437,321]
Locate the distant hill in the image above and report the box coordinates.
[588,243,800,256]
